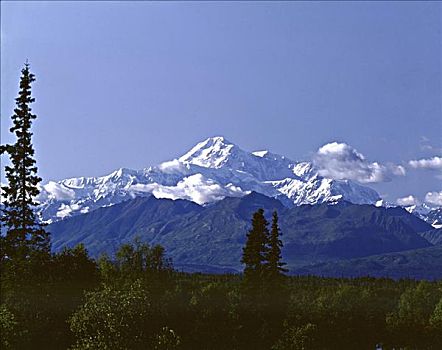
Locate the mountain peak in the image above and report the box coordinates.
[178,136,240,168]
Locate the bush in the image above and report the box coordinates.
[272,323,318,350]
[69,280,154,350]
[0,304,18,349]
[153,326,181,350]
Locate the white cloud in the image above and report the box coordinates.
[129,174,246,205]
[391,165,406,176]
[396,195,419,206]
[158,159,187,174]
[314,142,406,183]
[425,191,442,206]
[129,183,157,194]
[408,156,442,170]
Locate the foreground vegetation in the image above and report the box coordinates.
[0,243,441,349]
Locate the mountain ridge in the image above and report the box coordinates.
[48,192,436,277]
[37,136,383,223]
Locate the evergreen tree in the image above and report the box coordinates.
[266,211,287,278]
[0,63,49,262]
[241,208,269,287]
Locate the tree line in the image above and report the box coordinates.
[0,64,441,349]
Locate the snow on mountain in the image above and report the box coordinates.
[405,203,442,228]
[427,208,442,228]
[269,175,380,206]
[179,136,295,181]
[36,136,382,223]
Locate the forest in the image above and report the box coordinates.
[1,65,441,350]
[1,239,441,349]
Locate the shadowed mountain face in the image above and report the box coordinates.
[281,203,432,261]
[49,195,203,254]
[48,192,433,276]
[419,228,442,246]
[292,245,442,280]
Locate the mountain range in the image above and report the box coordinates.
[38,136,386,223]
[405,204,442,228]
[48,191,442,279]
[4,135,440,278]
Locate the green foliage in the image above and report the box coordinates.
[241,209,287,295]
[429,298,442,345]
[0,66,55,349]
[98,253,118,285]
[241,208,269,284]
[0,245,99,349]
[0,63,50,263]
[0,304,18,349]
[69,280,152,350]
[272,323,318,350]
[266,211,287,278]
[386,281,442,348]
[113,239,173,291]
[66,240,178,349]
[188,282,239,349]
[239,209,290,349]
[1,240,441,349]
[153,326,181,350]
[52,244,98,284]
[430,297,442,329]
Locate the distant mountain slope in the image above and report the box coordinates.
[38,136,381,223]
[292,246,442,280]
[48,193,432,273]
[280,203,432,262]
[49,196,203,253]
[406,205,442,228]
[427,208,442,228]
[419,228,442,246]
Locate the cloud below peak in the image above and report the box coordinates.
[396,195,419,206]
[425,191,442,206]
[314,142,406,184]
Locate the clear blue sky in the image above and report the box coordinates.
[1,1,441,203]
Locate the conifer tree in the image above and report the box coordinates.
[241,208,269,285]
[0,63,49,262]
[266,211,287,278]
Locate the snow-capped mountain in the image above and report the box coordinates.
[405,204,442,228]
[426,208,442,228]
[37,136,381,223]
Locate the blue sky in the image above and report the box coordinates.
[1,1,441,204]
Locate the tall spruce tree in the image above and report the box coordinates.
[266,211,287,278]
[0,63,49,262]
[241,208,269,285]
